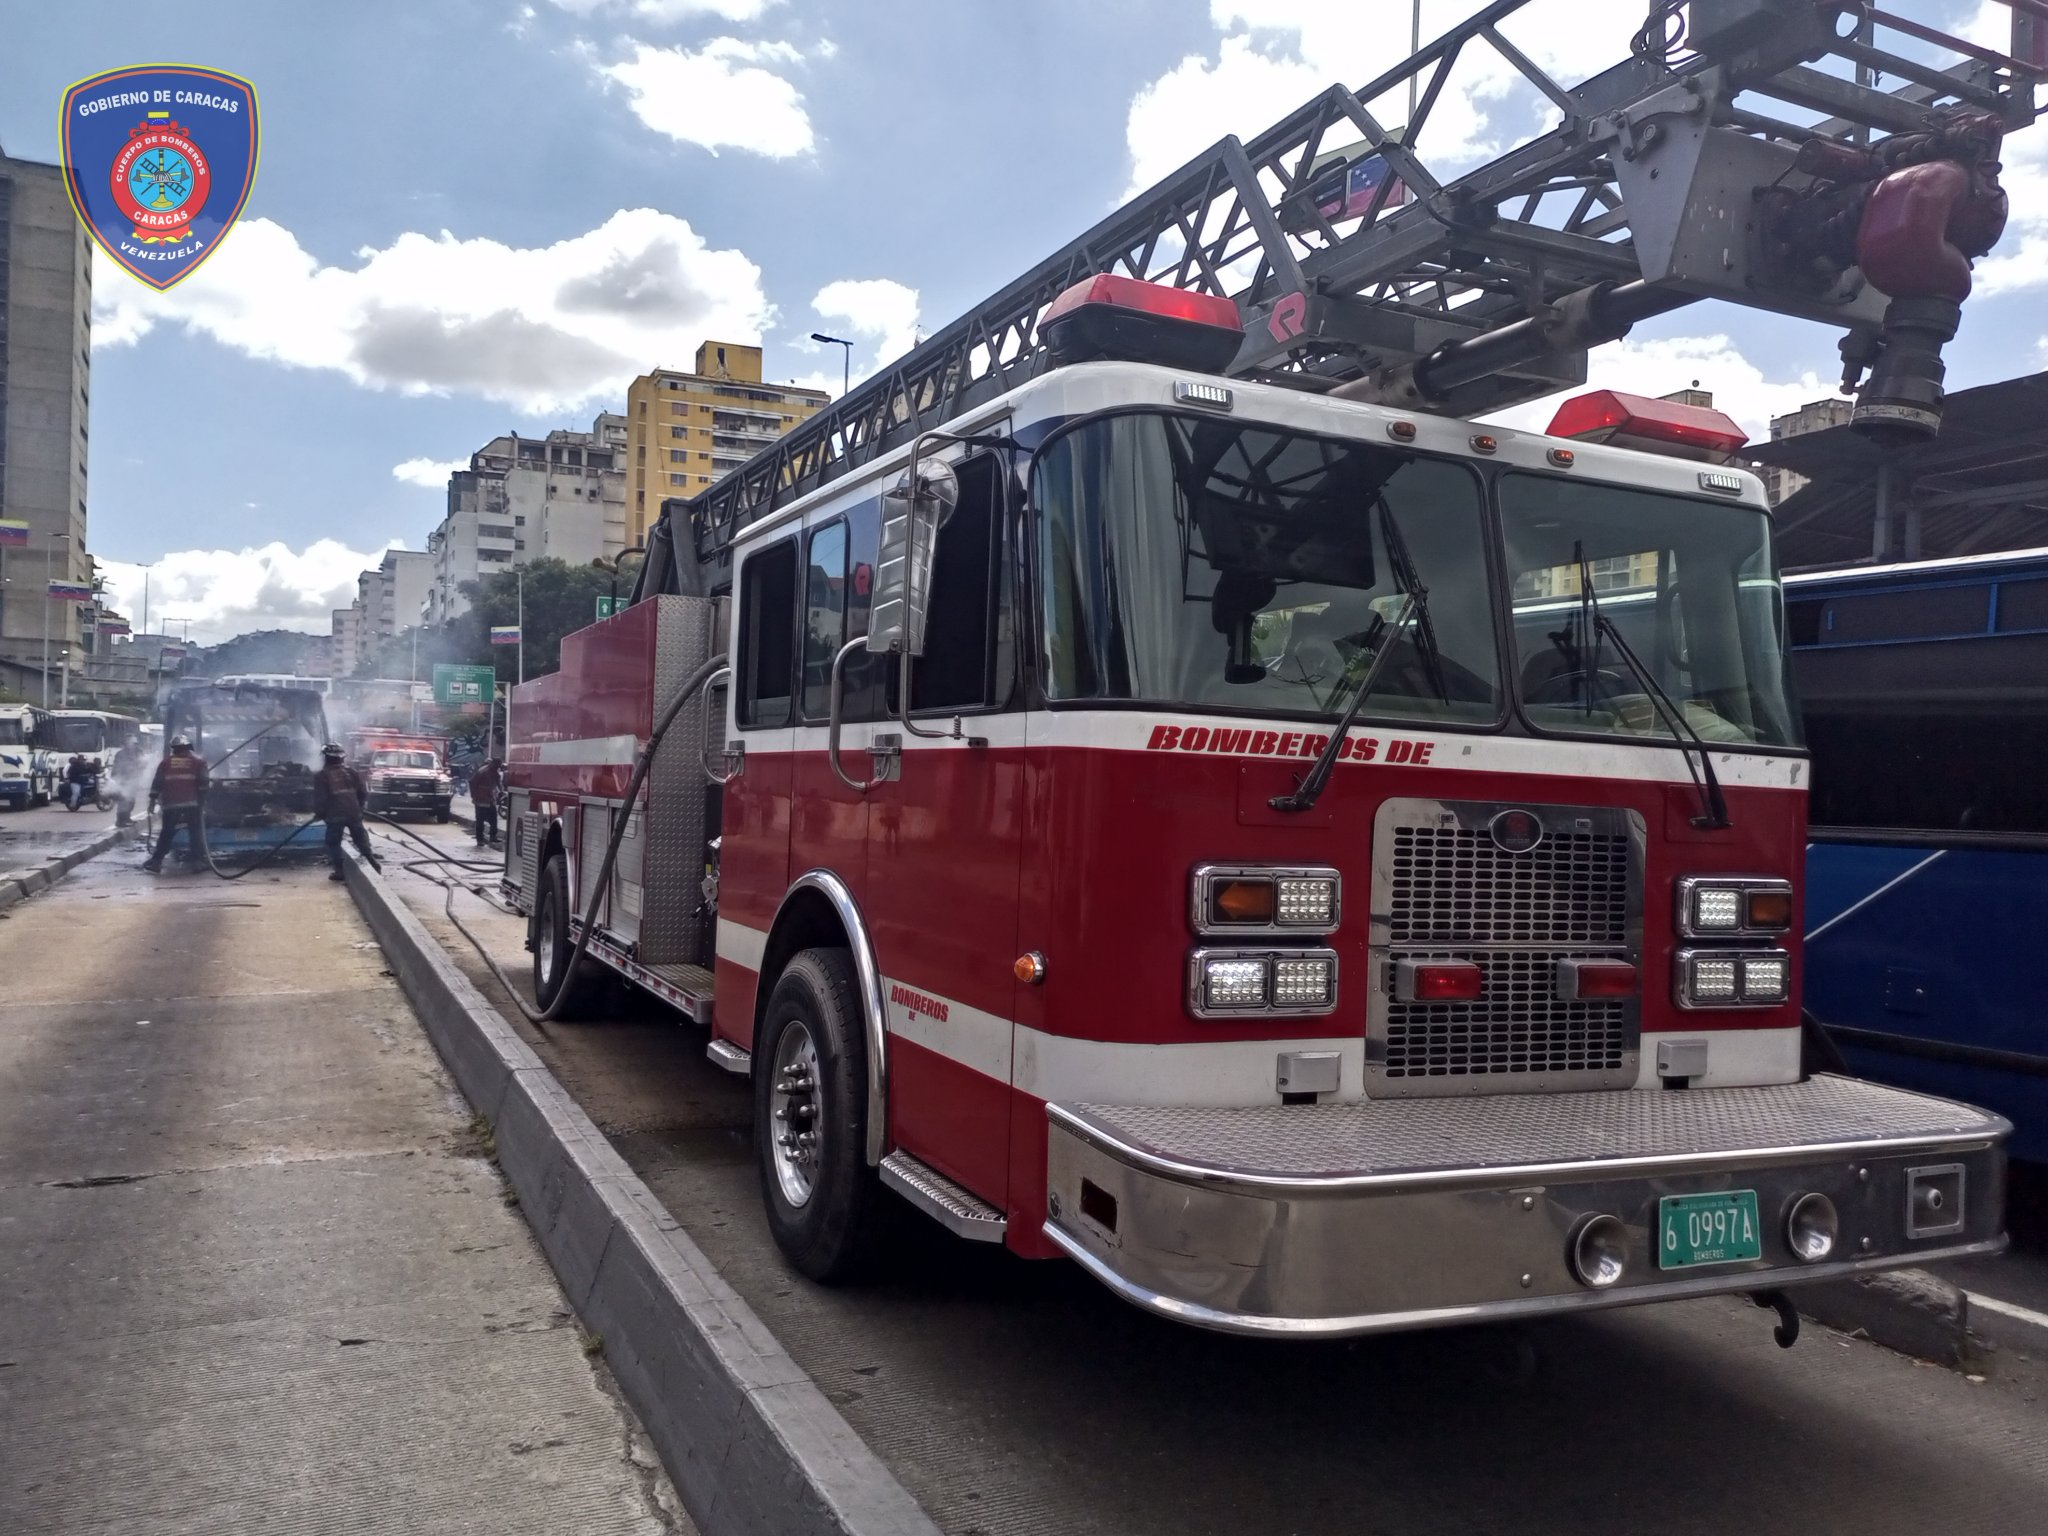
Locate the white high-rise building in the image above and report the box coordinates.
[424,413,626,623]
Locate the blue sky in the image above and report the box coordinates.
[3,0,2039,641]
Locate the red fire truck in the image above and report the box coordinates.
[503,3,2033,1336]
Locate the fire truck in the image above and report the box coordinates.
[504,2,2036,1336]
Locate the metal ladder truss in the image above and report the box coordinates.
[683,0,2043,564]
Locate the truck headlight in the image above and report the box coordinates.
[1191,864,1340,936]
[1188,948,1338,1018]
[1675,949,1791,1009]
[1676,876,1795,938]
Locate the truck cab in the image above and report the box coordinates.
[349,728,454,822]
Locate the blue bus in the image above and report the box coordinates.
[1788,547,2048,1162]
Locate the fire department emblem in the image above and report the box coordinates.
[1489,808,1545,854]
[59,65,259,291]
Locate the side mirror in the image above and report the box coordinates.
[869,457,959,658]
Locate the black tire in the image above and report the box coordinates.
[434,802,451,824]
[532,853,604,1016]
[754,947,887,1283]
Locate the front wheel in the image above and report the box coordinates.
[532,852,604,1016]
[434,802,451,824]
[754,948,887,1283]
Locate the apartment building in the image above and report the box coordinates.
[423,412,627,623]
[623,342,828,546]
[0,139,95,679]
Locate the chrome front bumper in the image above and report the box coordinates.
[1043,1075,2007,1337]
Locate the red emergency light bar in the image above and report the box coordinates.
[1546,389,1750,464]
[1042,274,1242,373]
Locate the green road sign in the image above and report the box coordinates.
[596,595,624,620]
[433,663,496,707]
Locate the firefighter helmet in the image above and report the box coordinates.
[169,734,192,750]
[322,742,345,759]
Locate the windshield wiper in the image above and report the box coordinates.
[1378,500,1449,706]
[1572,547,1731,831]
[1269,599,1413,813]
[1272,502,1440,815]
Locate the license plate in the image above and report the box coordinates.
[1658,1190,1763,1270]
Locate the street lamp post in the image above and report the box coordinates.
[811,332,854,397]
[591,545,647,609]
[41,532,71,708]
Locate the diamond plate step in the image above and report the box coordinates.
[880,1151,1007,1242]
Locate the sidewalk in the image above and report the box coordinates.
[0,841,690,1534]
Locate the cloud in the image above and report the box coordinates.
[1124,1,1667,195]
[593,38,813,157]
[391,457,468,488]
[811,278,922,385]
[1486,333,1835,443]
[547,0,785,20]
[92,209,772,414]
[97,539,395,643]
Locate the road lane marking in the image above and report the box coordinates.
[1966,1291,2048,1332]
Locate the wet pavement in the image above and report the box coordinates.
[0,836,690,1534]
[0,798,123,875]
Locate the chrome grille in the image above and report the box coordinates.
[1388,824,1628,945]
[1369,799,1643,1098]
[1381,950,1631,1082]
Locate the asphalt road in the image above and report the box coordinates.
[0,797,122,875]
[0,836,689,1534]
[375,818,2048,1536]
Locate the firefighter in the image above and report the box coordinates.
[468,756,503,847]
[142,736,209,873]
[314,742,383,882]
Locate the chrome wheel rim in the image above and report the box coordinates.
[537,893,558,989]
[769,1019,821,1209]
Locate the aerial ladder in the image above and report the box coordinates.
[633,0,2039,584]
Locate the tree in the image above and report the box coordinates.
[455,559,619,682]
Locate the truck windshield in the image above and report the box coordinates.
[1500,473,1800,749]
[374,751,438,770]
[1034,412,1500,723]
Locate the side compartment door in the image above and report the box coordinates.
[715,537,797,1048]
[862,452,1025,1205]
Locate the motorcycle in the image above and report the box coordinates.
[64,772,112,812]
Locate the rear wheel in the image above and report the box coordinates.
[532,853,604,1015]
[754,947,886,1282]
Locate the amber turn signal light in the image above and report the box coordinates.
[1212,879,1276,924]
[1745,889,1793,931]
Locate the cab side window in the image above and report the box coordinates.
[801,520,848,719]
[798,501,883,722]
[738,539,796,727]
[897,453,1014,714]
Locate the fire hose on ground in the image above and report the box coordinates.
[367,653,728,1028]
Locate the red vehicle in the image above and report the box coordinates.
[348,726,453,822]
[503,5,2028,1336]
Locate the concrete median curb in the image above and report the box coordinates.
[342,852,941,1536]
[0,825,131,914]
[1797,1268,1986,1369]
